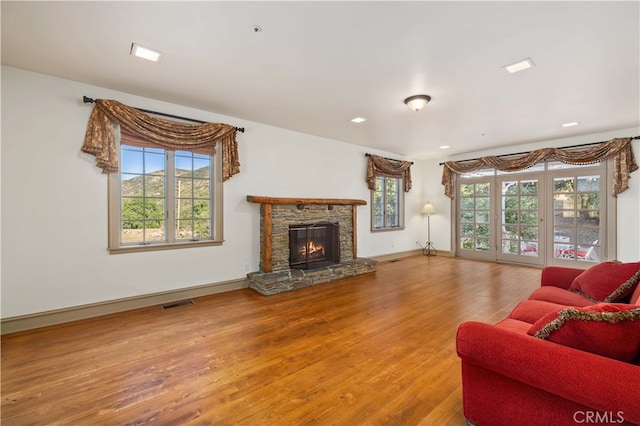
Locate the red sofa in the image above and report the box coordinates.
[457,263,640,426]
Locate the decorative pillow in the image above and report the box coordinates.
[528,304,640,363]
[631,281,640,305]
[569,261,640,302]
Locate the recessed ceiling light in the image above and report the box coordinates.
[440,145,450,149]
[562,121,579,127]
[130,43,161,62]
[503,57,535,74]
[351,117,367,124]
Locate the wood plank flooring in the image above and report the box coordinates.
[1,256,541,425]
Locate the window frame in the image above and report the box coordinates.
[107,138,224,254]
[370,175,405,232]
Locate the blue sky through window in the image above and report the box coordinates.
[121,146,164,179]
[121,146,209,181]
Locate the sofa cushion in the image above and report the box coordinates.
[495,318,532,334]
[528,286,595,306]
[509,300,569,324]
[528,304,640,363]
[569,261,640,302]
[540,266,585,289]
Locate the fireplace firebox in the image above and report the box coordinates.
[289,221,340,270]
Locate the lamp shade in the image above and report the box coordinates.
[421,202,436,214]
[404,95,431,112]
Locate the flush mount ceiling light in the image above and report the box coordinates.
[404,95,431,112]
[503,57,535,74]
[351,117,367,124]
[130,43,161,62]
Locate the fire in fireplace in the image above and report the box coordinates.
[289,221,340,270]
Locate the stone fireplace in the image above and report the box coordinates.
[246,196,377,295]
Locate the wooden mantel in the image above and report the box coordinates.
[246,196,366,206]
[247,196,367,273]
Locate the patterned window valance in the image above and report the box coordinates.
[81,99,240,181]
[441,137,638,198]
[366,154,413,192]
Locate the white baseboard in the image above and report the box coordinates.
[1,278,249,335]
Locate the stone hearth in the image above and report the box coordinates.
[247,258,377,295]
[246,196,377,295]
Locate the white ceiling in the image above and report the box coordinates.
[2,1,639,159]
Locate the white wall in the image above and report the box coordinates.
[1,66,428,318]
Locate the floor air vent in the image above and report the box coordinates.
[161,300,194,310]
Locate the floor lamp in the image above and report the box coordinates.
[421,202,437,256]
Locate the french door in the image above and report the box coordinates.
[496,175,544,266]
[549,169,603,264]
[455,163,607,266]
[458,178,495,262]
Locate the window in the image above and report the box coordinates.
[371,175,405,231]
[108,142,223,253]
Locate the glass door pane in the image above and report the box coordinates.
[552,174,601,263]
[457,180,494,260]
[497,176,544,266]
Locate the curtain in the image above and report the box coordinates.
[366,155,413,192]
[82,99,240,181]
[441,137,638,198]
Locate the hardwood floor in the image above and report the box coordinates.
[1,256,541,425]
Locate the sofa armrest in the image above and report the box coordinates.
[456,321,640,424]
[540,266,584,289]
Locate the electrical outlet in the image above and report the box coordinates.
[244,263,250,271]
